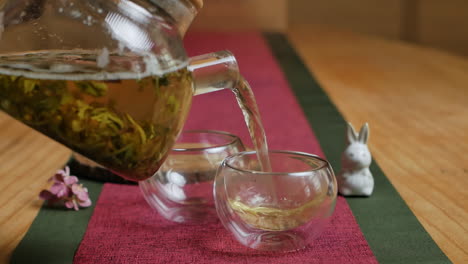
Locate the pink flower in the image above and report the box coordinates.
[39,190,59,203]
[49,182,70,198]
[47,167,78,198]
[72,184,92,207]
[39,166,92,211]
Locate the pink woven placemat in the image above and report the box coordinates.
[74,32,378,264]
[74,185,376,264]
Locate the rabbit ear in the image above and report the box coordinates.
[358,123,369,144]
[346,122,358,143]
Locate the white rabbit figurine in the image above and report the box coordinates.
[337,122,374,196]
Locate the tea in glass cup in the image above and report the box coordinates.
[139,130,245,223]
[214,150,337,252]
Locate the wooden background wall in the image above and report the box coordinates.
[191,0,468,57]
[190,0,288,32]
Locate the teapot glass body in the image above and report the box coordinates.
[0,0,238,181]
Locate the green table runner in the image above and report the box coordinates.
[264,33,450,264]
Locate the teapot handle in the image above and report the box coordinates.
[188,51,239,95]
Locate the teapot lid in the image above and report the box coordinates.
[0,0,188,80]
[189,0,203,9]
[147,0,203,36]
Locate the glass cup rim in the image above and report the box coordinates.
[224,150,330,176]
[172,130,243,152]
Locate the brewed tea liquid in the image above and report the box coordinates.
[0,51,193,181]
[232,78,272,171]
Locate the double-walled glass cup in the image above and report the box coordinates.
[214,151,337,252]
[140,130,245,223]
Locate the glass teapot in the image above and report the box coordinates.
[0,0,240,181]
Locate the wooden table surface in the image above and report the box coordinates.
[288,25,468,264]
[1,25,467,263]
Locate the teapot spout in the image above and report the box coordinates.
[188,51,240,95]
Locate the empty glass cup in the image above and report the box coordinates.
[139,130,245,223]
[214,150,337,252]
